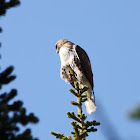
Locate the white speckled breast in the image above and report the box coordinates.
[59,47,74,67]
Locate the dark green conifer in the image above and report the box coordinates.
[0,0,20,16]
[0,67,39,140]
[0,1,39,140]
[51,68,100,140]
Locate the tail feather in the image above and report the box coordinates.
[84,91,96,114]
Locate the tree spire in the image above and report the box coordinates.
[51,67,100,140]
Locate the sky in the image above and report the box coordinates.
[1,0,140,140]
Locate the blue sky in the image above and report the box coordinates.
[1,0,140,140]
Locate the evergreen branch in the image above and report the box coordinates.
[51,67,100,139]
[85,120,100,128]
[81,98,88,103]
[0,1,39,139]
[50,132,72,140]
[77,113,87,121]
[79,130,88,138]
[87,127,97,132]
[70,101,80,106]
[74,81,79,91]
[71,121,80,138]
[67,112,81,123]
[0,66,16,87]
[69,89,79,97]
[68,66,77,81]
[80,87,89,95]
[0,0,20,16]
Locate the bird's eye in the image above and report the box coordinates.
[55,45,57,50]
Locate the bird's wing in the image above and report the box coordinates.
[74,45,93,90]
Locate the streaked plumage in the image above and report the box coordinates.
[55,39,96,114]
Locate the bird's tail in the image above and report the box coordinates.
[84,91,96,114]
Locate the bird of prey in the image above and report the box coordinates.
[55,39,96,114]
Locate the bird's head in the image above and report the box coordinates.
[55,39,74,54]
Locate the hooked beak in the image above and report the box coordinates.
[55,45,59,54]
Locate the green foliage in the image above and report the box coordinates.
[0,0,20,16]
[51,132,72,140]
[51,69,100,140]
[0,66,16,88]
[129,105,140,119]
[0,1,39,139]
[0,67,39,140]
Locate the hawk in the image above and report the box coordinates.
[55,39,96,114]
